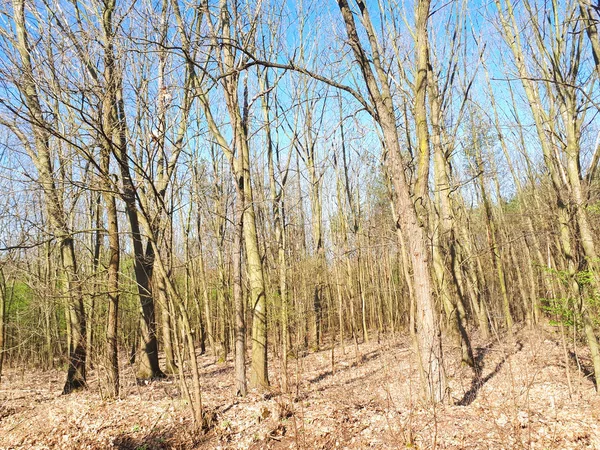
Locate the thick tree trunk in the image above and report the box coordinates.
[100,2,121,395]
[337,0,446,402]
[158,273,177,374]
[60,239,87,394]
[98,0,163,380]
[244,165,269,389]
[103,189,120,397]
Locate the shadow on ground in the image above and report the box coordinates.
[457,341,523,406]
[113,426,210,450]
[308,349,381,384]
[568,351,597,389]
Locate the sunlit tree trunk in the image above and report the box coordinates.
[337,0,446,402]
[0,270,6,384]
[11,0,87,394]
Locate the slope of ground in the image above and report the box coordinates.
[1,325,599,449]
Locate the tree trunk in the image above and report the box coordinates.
[233,184,247,396]
[0,271,6,384]
[103,186,120,397]
[336,0,446,402]
[11,0,87,393]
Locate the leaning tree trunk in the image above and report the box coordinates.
[112,94,164,381]
[337,0,446,403]
[11,0,87,394]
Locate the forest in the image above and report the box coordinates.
[0,0,599,448]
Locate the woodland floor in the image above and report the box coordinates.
[1,325,599,449]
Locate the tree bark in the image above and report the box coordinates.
[337,0,446,402]
[11,0,87,394]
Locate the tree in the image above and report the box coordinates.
[4,0,87,394]
[335,0,446,402]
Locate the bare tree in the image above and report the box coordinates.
[335,0,446,402]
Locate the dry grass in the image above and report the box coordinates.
[1,325,599,449]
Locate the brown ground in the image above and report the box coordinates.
[1,325,599,449]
